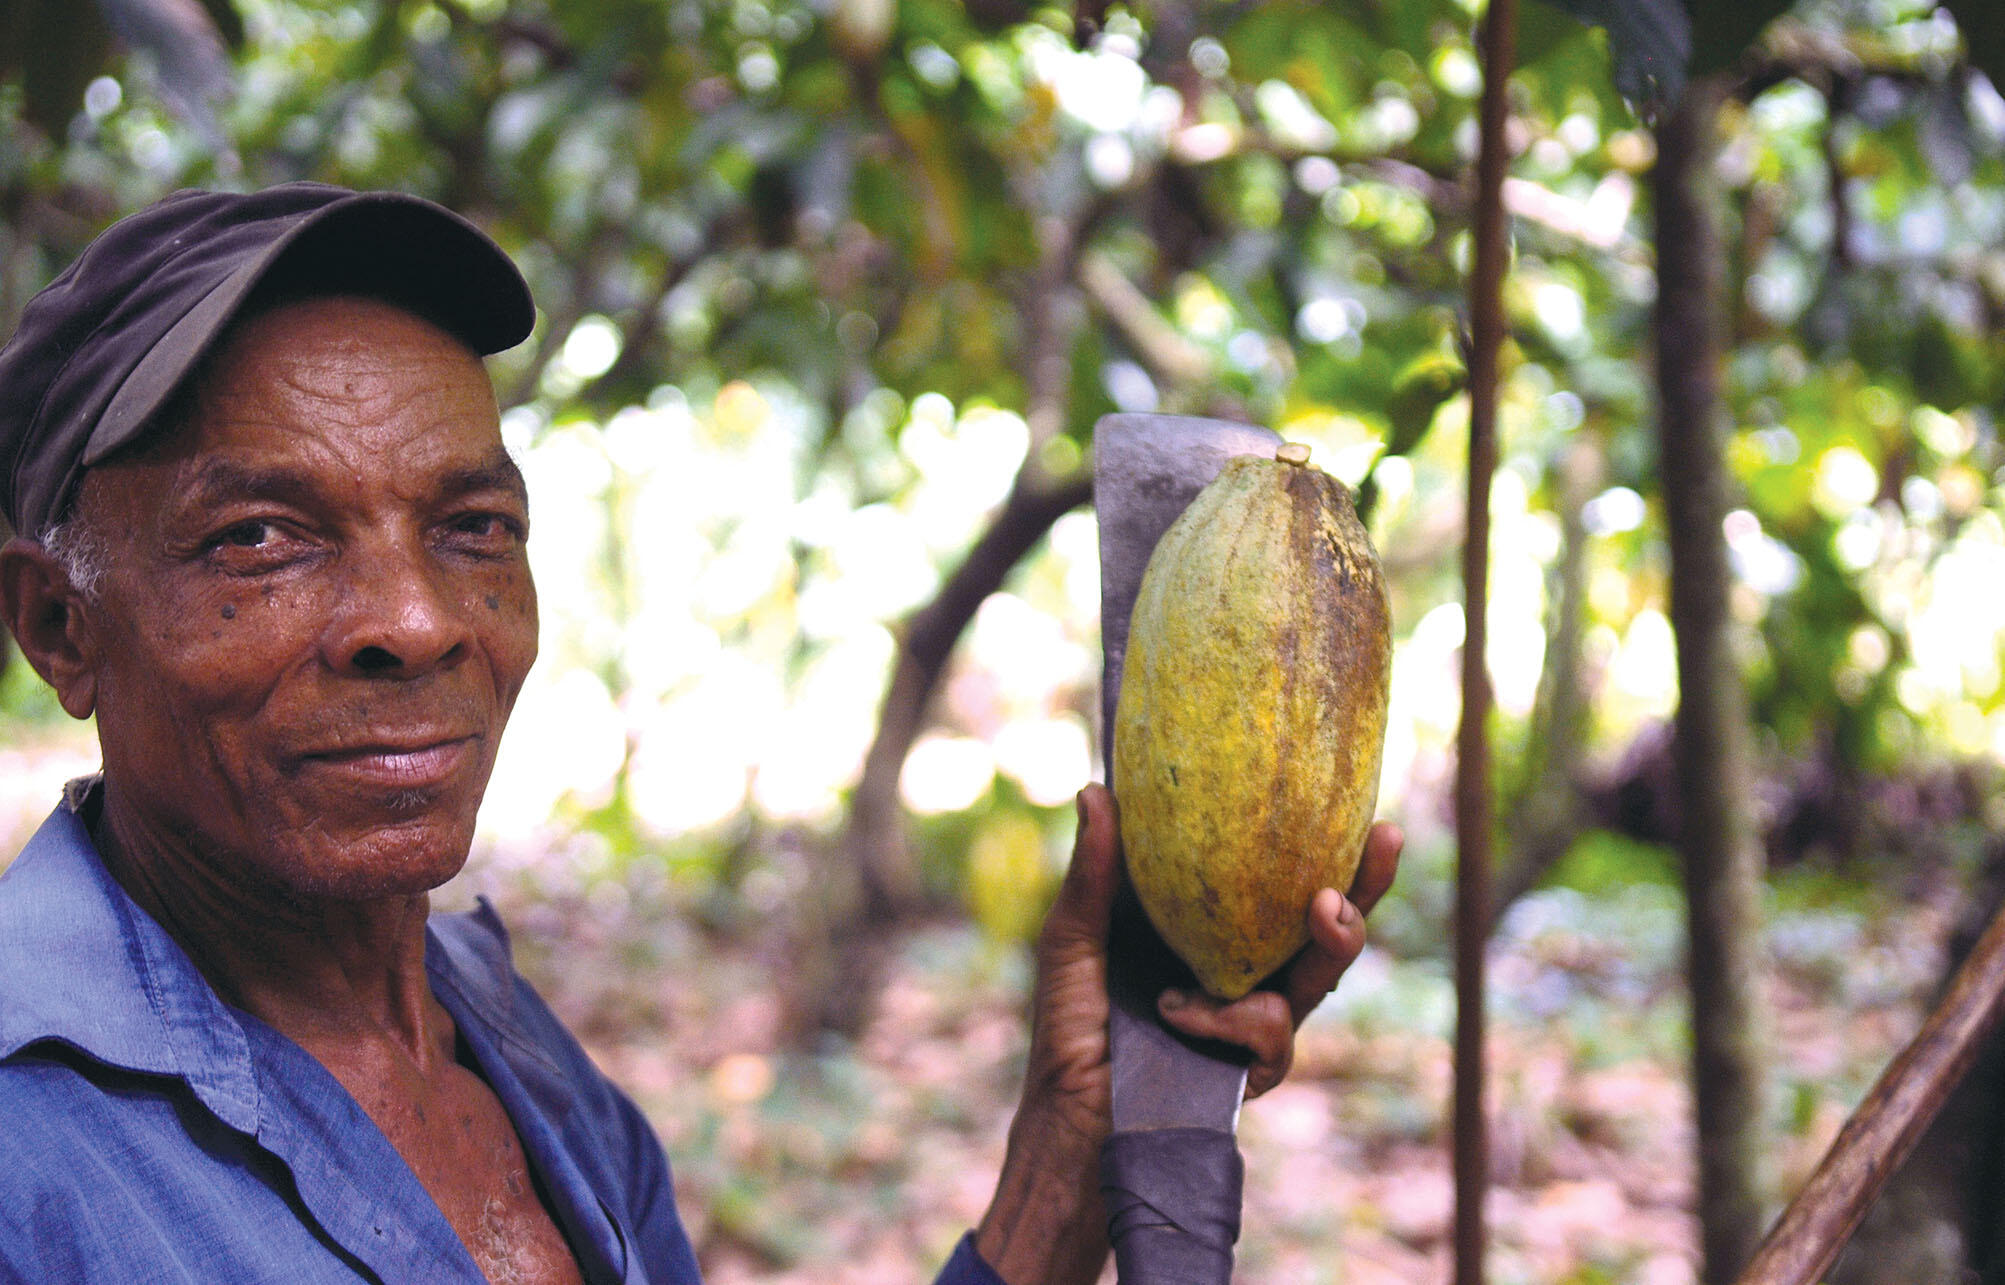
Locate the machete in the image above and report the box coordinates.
[1095,411,1283,1285]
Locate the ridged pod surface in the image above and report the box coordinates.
[1112,444,1391,999]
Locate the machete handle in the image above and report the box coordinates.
[1102,901,1247,1284]
[1101,1127,1243,1285]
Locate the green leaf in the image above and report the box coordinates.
[1516,0,1599,73]
[1224,1,1372,124]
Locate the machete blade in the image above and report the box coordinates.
[1094,411,1283,1136]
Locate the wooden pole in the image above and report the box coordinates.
[1734,897,2005,1285]
[1454,1,1515,1282]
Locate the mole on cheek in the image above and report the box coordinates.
[485,595,500,611]
[220,603,237,620]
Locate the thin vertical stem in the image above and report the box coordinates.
[1455,2,1516,1283]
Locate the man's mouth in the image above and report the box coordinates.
[300,736,480,791]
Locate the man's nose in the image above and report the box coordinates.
[324,538,472,677]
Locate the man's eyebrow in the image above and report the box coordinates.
[437,451,530,506]
[180,450,530,509]
[183,459,321,508]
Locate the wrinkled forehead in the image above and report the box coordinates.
[193,288,493,407]
[116,288,490,443]
[76,294,518,522]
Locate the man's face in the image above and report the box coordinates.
[75,294,538,903]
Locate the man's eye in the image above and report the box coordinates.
[445,512,525,543]
[212,520,276,549]
[202,519,308,572]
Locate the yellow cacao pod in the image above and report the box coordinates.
[1112,443,1392,999]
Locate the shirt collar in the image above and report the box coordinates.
[0,787,261,1133]
[425,897,563,1076]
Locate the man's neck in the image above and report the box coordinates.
[88,779,591,1283]
[88,777,448,1068]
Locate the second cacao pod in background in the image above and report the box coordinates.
[1112,442,1392,1000]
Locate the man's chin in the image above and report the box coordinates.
[273,810,479,903]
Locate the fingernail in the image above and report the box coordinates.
[1337,894,1360,925]
[1160,989,1190,1011]
[1076,790,1088,828]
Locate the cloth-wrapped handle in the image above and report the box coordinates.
[1101,1126,1243,1284]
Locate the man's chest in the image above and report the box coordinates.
[316,1037,589,1285]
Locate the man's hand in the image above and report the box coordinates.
[974,782,1402,1284]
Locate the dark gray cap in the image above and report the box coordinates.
[0,182,536,537]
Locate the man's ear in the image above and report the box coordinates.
[0,536,98,719]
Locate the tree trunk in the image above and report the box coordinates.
[1654,75,1772,1285]
[780,466,1091,1042]
[845,467,1094,919]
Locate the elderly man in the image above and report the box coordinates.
[0,184,1399,1284]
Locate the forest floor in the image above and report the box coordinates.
[0,727,1961,1285]
[459,828,1961,1285]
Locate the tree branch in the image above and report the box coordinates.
[800,464,1090,1043]
[1076,250,1215,390]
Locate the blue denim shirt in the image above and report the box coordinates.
[0,794,1001,1285]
